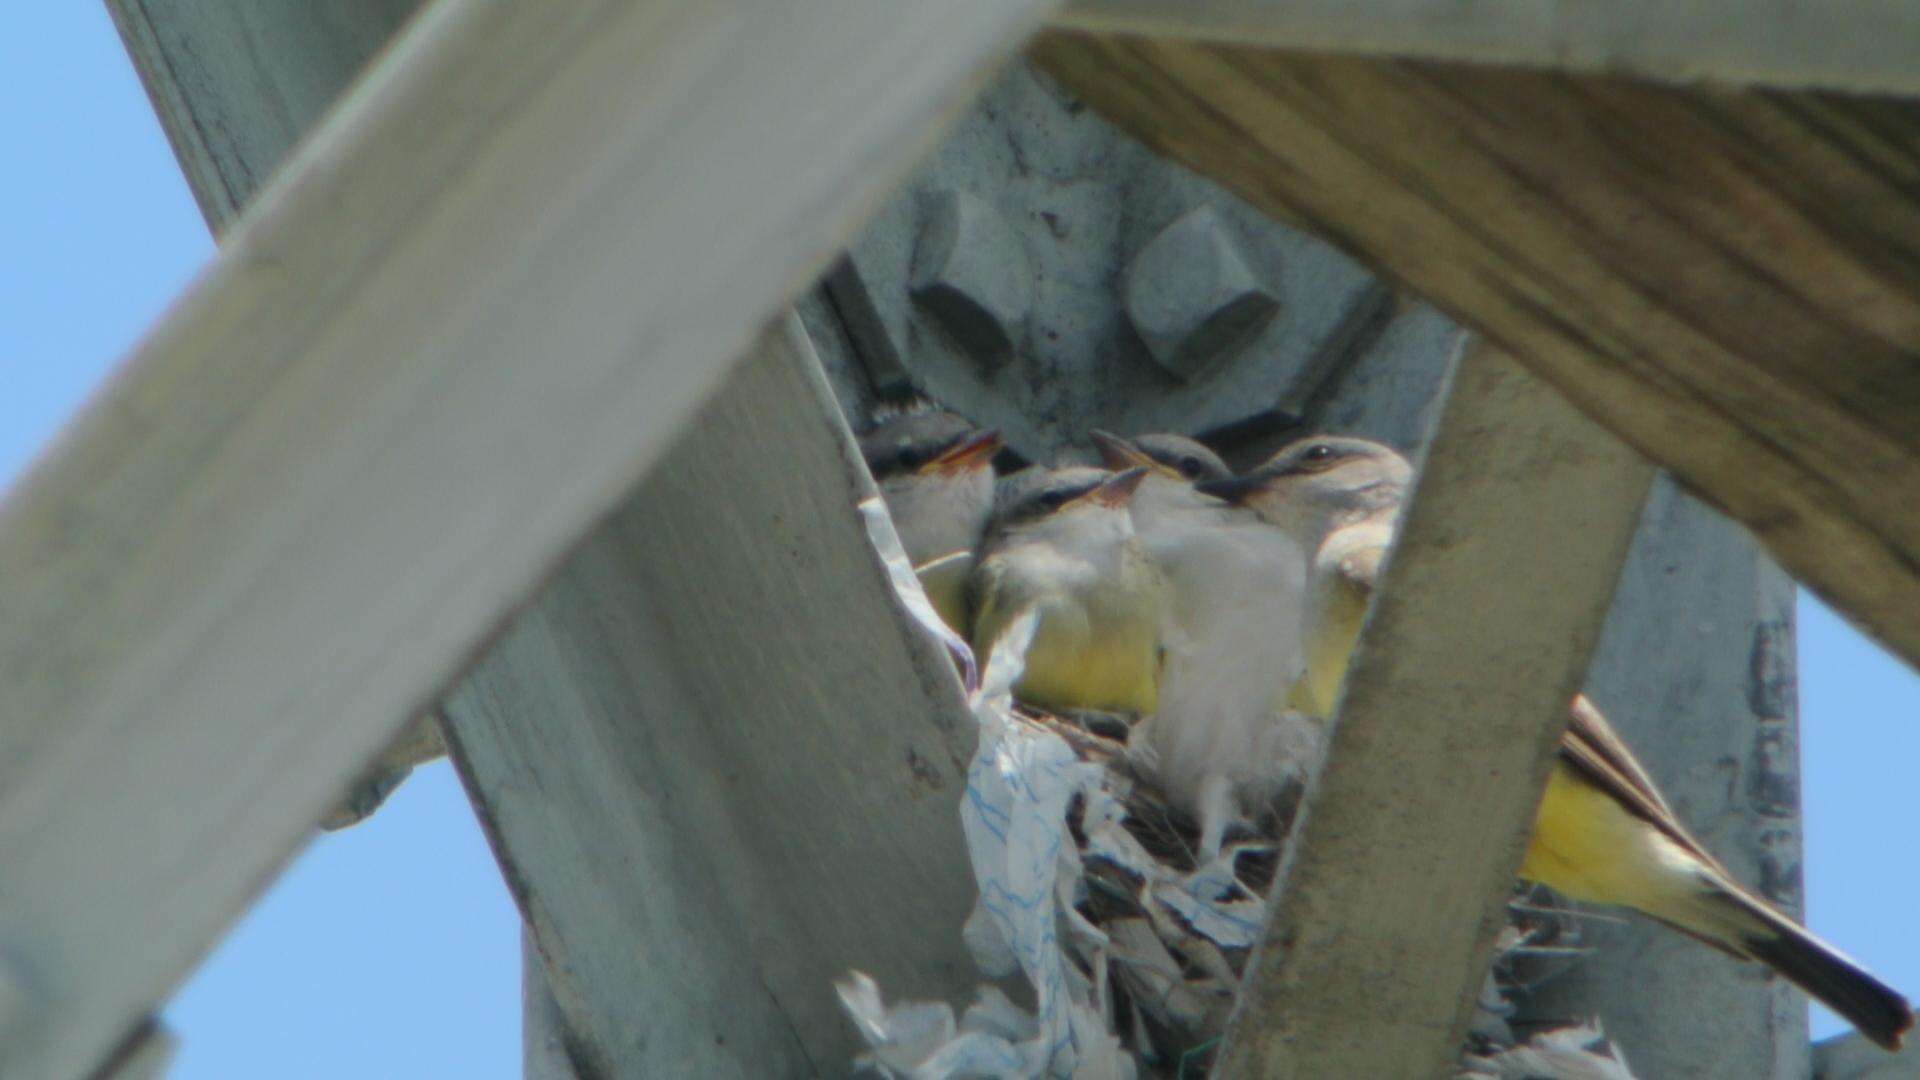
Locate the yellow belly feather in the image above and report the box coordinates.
[1012,596,1160,715]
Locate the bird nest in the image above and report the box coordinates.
[1020,705,1638,1079]
[841,500,1636,1079]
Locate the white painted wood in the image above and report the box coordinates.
[443,315,980,1077]
[1215,342,1655,1077]
[1053,0,1920,95]
[110,0,447,832]
[0,0,1052,1074]
[1816,1028,1920,1078]
[523,931,584,1080]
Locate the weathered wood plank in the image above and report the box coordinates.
[1215,342,1654,1077]
[523,932,585,1080]
[110,0,448,832]
[443,314,979,1077]
[0,1,1049,1074]
[1053,1,1920,95]
[1816,1026,1920,1078]
[1030,34,1920,675]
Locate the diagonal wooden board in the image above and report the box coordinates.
[1030,32,1920,678]
[0,0,1053,1075]
[1052,0,1920,96]
[1213,341,1654,1077]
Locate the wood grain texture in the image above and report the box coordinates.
[1214,342,1654,1077]
[1,0,1046,1074]
[1030,33,1920,675]
[1053,1,1920,95]
[443,316,980,1077]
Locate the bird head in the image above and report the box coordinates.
[983,465,1149,553]
[1089,430,1235,527]
[1089,430,1230,483]
[860,407,1002,565]
[860,409,1002,482]
[1195,436,1410,541]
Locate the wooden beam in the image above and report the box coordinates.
[111,0,448,832]
[1030,34,1920,675]
[523,932,585,1080]
[1214,343,1653,1076]
[443,314,980,1077]
[1815,1027,1920,1078]
[0,0,1048,1074]
[1052,1,1920,96]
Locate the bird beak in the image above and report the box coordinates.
[1194,474,1265,505]
[924,429,1003,474]
[1088,466,1150,508]
[1088,429,1163,475]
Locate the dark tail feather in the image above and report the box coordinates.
[1738,903,1913,1050]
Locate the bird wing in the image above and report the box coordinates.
[1557,695,1730,876]
[915,550,975,635]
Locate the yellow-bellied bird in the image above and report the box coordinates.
[969,467,1163,716]
[1200,436,1913,1050]
[859,407,1001,632]
[1091,431,1317,857]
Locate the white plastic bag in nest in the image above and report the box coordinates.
[840,497,1131,1079]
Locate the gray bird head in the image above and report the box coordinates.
[1195,435,1411,540]
[1089,430,1237,530]
[859,408,1001,482]
[982,465,1150,552]
[861,406,1002,566]
[1088,430,1231,483]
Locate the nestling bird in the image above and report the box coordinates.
[968,466,1164,716]
[859,405,1001,632]
[1200,436,1914,1051]
[1090,431,1317,858]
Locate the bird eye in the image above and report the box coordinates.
[1039,490,1068,510]
[1177,456,1203,478]
[1303,444,1335,463]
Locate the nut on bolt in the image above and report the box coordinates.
[1124,204,1280,381]
[910,190,1033,368]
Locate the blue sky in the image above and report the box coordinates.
[2,5,1916,1076]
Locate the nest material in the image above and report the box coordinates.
[1022,707,1637,1080]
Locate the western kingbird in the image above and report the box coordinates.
[860,406,1001,632]
[1091,430,1317,857]
[969,466,1163,716]
[1200,436,1912,1050]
